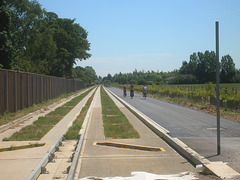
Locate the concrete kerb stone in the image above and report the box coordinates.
[203,161,240,180]
[105,87,240,180]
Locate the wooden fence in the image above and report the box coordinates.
[0,69,86,115]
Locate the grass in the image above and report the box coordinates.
[64,90,95,140]
[100,86,139,139]
[3,88,93,141]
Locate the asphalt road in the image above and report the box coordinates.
[107,87,240,173]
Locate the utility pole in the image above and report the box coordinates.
[216,21,221,155]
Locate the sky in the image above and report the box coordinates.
[37,0,240,77]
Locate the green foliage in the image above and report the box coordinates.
[4,0,91,78]
[179,51,239,84]
[179,51,216,83]
[106,69,176,85]
[167,74,197,84]
[0,0,13,69]
[73,66,98,84]
[220,55,236,83]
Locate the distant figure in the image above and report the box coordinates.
[123,85,127,97]
[130,85,134,98]
[143,85,147,99]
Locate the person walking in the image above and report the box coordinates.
[143,85,147,99]
[130,85,134,99]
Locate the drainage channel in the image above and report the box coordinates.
[94,142,165,152]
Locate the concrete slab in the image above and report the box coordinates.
[203,161,240,179]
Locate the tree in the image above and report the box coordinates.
[187,51,216,83]
[73,66,86,81]
[49,18,91,77]
[0,0,12,68]
[220,55,235,83]
[232,69,240,83]
[179,61,189,74]
[8,0,43,66]
[188,53,198,75]
[84,66,97,83]
[168,74,196,84]
[106,74,112,81]
[6,0,91,78]
[73,66,97,84]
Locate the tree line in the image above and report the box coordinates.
[102,50,240,85]
[0,0,97,83]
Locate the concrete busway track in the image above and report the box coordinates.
[105,87,240,180]
[35,87,97,180]
[0,87,96,180]
[76,86,225,180]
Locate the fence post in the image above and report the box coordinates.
[32,74,34,105]
[36,75,38,104]
[21,73,24,109]
[48,77,50,100]
[4,71,8,112]
[27,74,30,107]
[14,71,17,112]
[43,76,45,101]
[40,76,42,102]
[46,77,48,100]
